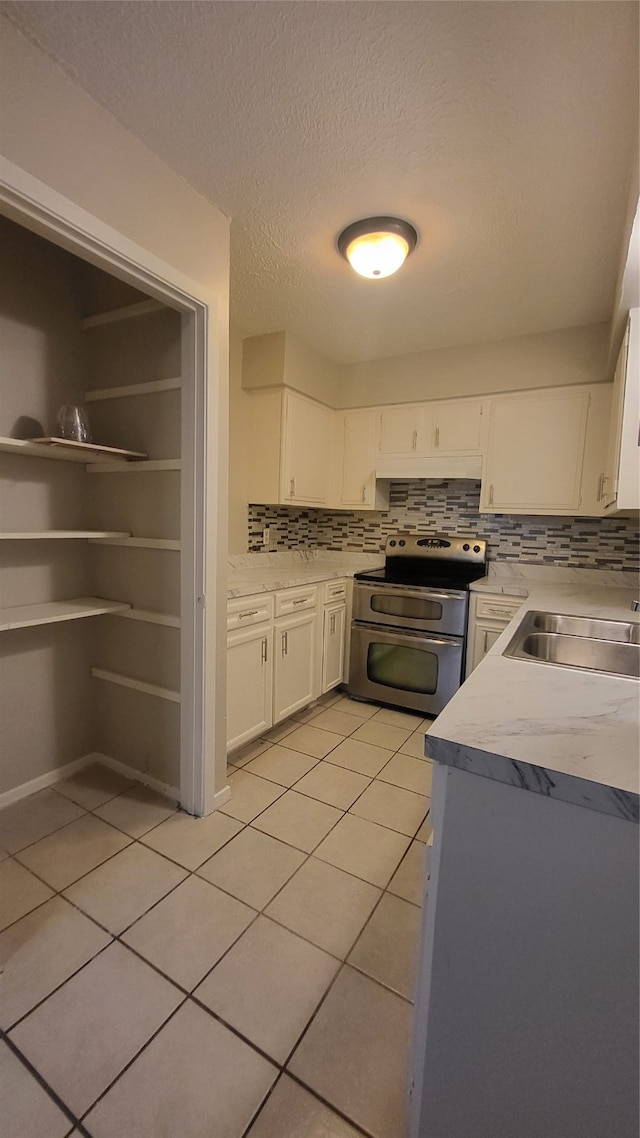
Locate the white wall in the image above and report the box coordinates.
[242,329,340,406]
[0,16,231,810]
[336,322,610,408]
[229,329,250,554]
[240,323,609,411]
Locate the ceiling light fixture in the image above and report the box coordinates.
[337,216,418,279]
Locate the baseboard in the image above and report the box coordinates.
[0,751,180,811]
[0,753,93,810]
[213,783,232,809]
[91,752,180,802]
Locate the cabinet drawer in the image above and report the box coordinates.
[323,579,347,604]
[274,585,318,617]
[227,593,274,630]
[475,594,523,623]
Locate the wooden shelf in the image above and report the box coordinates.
[91,667,180,704]
[0,437,145,465]
[85,378,181,403]
[88,536,180,550]
[82,299,164,329]
[0,598,131,632]
[86,459,180,474]
[1,531,131,541]
[112,607,181,629]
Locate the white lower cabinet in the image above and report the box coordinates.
[466,592,524,677]
[227,624,273,752]
[273,610,317,722]
[228,583,339,751]
[321,602,346,691]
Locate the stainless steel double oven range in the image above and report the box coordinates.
[347,533,486,718]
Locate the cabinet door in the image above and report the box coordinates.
[273,611,316,722]
[322,603,346,692]
[431,399,484,454]
[282,391,332,504]
[341,410,376,507]
[378,404,429,456]
[467,620,505,676]
[481,389,590,513]
[601,322,630,508]
[227,626,272,752]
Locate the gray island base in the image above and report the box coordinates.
[410,580,639,1138]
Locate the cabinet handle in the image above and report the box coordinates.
[281,631,288,656]
[330,613,336,634]
[261,637,268,663]
[489,483,494,505]
[596,472,605,502]
[485,607,511,617]
[238,609,259,619]
[289,477,296,497]
[434,426,440,449]
[361,483,366,503]
[412,429,418,450]
[293,598,307,606]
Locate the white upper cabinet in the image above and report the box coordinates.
[376,398,483,459]
[338,408,389,510]
[377,404,429,456]
[430,398,484,454]
[245,388,332,506]
[600,310,639,512]
[481,387,593,514]
[282,390,333,504]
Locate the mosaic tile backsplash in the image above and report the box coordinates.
[248,480,639,572]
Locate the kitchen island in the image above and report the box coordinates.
[410,578,639,1138]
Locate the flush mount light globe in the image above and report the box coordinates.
[337,216,418,279]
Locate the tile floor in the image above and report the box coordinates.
[0,692,433,1138]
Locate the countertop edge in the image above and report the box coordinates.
[227,562,383,598]
[425,735,640,824]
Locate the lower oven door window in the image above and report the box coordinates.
[348,623,463,715]
[367,641,438,695]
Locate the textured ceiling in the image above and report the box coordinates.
[2,0,638,363]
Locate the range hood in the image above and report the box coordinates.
[375,455,483,480]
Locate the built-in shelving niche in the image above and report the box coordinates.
[0,215,184,803]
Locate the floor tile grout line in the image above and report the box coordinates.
[230,724,427,838]
[2,771,180,860]
[5,880,415,1134]
[4,935,116,1034]
[75,997,190,1125]
[3,743,428,939]
[1,1026,87,1136]
[2,698,426,1134]
[238,1067,375,1138]
[7,898,416,1133]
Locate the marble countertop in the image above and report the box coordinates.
[426,579,640,823]
[227,551,384,598]
[470,563,638,596]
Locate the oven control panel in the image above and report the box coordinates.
[384,533,486,562]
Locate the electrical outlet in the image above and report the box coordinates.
[263,526,270,547]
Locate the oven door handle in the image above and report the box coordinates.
[353,621,462,645]
[417,590,468,601]
[355,584,466,600]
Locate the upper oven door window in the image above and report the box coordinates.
[353,583,467,637]
[370,593,442,623]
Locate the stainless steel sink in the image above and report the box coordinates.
[531,612,640,644]
[503,611,640,679]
